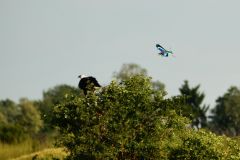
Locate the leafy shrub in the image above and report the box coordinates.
[52,75,240,159]
[168,130,240,160]
[0,123,26,143]
[53,75,177,159]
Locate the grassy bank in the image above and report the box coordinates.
[11,148,67,160]
[0,138,54,160]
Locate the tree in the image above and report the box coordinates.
[113,63,147,82]
[52,75,240,159]
[0,123,25,143]
[179,80,209,129]
[113,63,166,95]
[0,111,7,125]
[17,98,43,134]
[168,130,240,159]
[0,99,25,143]
[0,99,20,124]
[0,98,42,143]
[52,75,185,159]
[210,86,240,136]
[36,84,80,132]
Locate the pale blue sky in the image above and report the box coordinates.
[1,0,240,108]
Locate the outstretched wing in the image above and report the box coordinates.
[166,50,173,54]
[156,44,166,52]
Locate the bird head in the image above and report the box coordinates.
[78,74,87,79]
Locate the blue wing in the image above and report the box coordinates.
[156,44,166,52]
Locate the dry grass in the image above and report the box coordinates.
[11,148,67,160]
[0,138,54,160]
[0,140,33,160]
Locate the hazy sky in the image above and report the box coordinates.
[1,0,240,108]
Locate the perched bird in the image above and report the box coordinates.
[78,75,101,95]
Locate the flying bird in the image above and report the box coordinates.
[78,75,101,95]
[156,44,174,57]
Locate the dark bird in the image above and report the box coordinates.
[78,75,101,95]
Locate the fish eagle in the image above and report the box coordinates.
[78,75,101,95]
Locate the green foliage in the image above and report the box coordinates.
[168,130,240,160]
[113,63,148,82]
[0,99,20,124]
[2,64,240,159]
[179,80,209,128]
[37,84,80,132]
[42,85,80,107]
[0,98,43,143]
[18,98,43,134]
[53,76,158,159]
[52,75,240,159]
[210,86,240,136]
[0,85,78,145]
[0,112,7,124]
[52,75,187,159]
[113,63,166,95]
[0,123,26,143]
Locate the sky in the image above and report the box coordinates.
[1,0,240,108]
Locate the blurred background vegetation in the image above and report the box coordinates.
[1,63,240,159]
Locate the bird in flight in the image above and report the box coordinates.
[156,44,174,57]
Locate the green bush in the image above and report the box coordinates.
[0,123,26,143]
[168,130,240,160]
[53,75,172,159]
[52,75,240,159]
